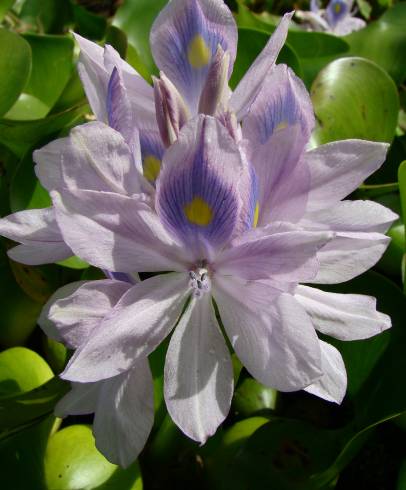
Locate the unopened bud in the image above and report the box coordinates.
[153,73,190,147]
[198,45,230,116]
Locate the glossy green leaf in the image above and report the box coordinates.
[233,377,278,417]
[44,425,143,490]
[19,0,73,34]
[398,458,406,490]
[0,346,56,490]
[398,161,406,243]
[0,0,15,21]
[230,28,302,89]
[0,376,68,437]
[42,337,69,374]
[22,34,74,111]
[0,103,87,157]
[346,2,406,84]
[311,57,399,146]
[10,151,51,212]
[73,3,107,40]
[113,0,167,75]
[0,346,53,397]
[0,255,42,347]
[0,29,32,117]
[5,93,50,120]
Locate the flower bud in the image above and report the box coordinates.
[153,72,190,147]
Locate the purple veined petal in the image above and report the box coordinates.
[304,340,347,404]
[0,207,72,265]
[61,273,190,383]
[40,279,132,349]
[333,16,366,35]
[156,115,247,259]
[52,189,188,273]
[295,284,391,341]
[247,124,309,226]
[103,270,139,284]
[326,0,350,28]
[56,359,154,468]
[59,122,143,195]
[242,64,315,146]
[150,0,237,113]
[300,200,398,234]
[215,227,332,282]
[304,140,389,212]
[164,293,233,443]
[107,67,135,146]
[213,279,322,391]
[93,359,154,468]
[229,12,293,121]
[311,231,390,284]
[139,131,166,186]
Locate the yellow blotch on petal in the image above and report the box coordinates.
[187,35,211,68]
[253,202,260,228]
[143,155,161,182]
[275,121,288,131]
[184,197,213,226]
[335,3,342,13]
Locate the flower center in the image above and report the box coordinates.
[189,267,211,297]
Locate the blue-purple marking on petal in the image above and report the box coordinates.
[326,0,350,27]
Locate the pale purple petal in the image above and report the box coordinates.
[229,12,293,120]
[156,115,247,257]
[52,189,187,273]
[304,341,347,404]
[93,359,154,468]
[300,200,398,234]
[295,285,391,340]
[61,273,189,382]
[74,33,155,130]
[164,294,233,443]
[150,0,237,113]
[247,125,309,226]
[311,231,390,284]
[59,122,143,195]
[305,140,389,212]
[39,281,86,343]
[55,381,99,416]
[333,16,366,35]
[214,279,322,391]
[243,64,314,146]
[0,207,72,265]
[215,228,331,282]
[33,137,69,191]
[43,279,132,349]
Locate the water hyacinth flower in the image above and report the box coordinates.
[296,0,366,35]
[0,0,396,468]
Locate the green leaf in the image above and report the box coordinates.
[44,425,143,490]
[0,29,32,117]
[0,103,87,157]
[10,151,51,212]
[0,346,57,489]
[311,57,399,146]
[398,161,406,244]
[230,27,302,89]
[0,0,16,21]
[0,376,68,437]
[73,3,107,40]
[346,2,406,84]
[5,93,50,120]
[19,0,73,34]
[42,337,69,374]
[233,377,278,417]
[0,255,42,347]
[0,346,53,397]
[22,34,75,111]
[113,0,167,75]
